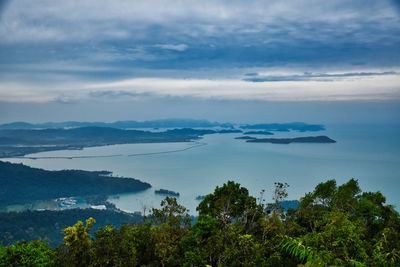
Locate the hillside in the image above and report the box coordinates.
[0,161,151,208]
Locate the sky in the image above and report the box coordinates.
[0,0,399,123]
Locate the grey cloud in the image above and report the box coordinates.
[244,71,398,82]
[0,0,398,44]
[89,90,150,99]
[52,96,79,104]
[154,44,188,51]
[0,0,399,103]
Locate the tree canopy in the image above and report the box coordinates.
[1,179,399,266]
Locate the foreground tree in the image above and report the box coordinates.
[57,217,95,267]
[1,178,399,266]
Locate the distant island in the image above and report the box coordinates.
[0,161,151,210]
[235,136,257,140]
[246,136,336,144]
[155,189,180,197]
[243,130,274,135]
[217,129,242,133]
[241,122,325,132]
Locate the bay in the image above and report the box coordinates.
[3,123,400,214]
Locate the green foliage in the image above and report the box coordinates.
[273,182,289,209]
[59,217,95,267]
[1,179,399,266]
[0,240,55,267]
[279,235,318,263]
[197,181,263,233]
[92,224,138,266]
[151,197,192,228]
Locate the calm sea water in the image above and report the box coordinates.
[3,123,400,214]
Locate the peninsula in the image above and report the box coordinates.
[0,127,239,158]
[0,161,151,209]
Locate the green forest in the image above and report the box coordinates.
[1,179,399,266]
[0,161,150,208]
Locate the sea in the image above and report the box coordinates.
[3,122,400,214]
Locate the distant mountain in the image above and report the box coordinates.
[0,120,325,132]
[0,122,35,129]
[0,119,235,130]
[279,200,300,210]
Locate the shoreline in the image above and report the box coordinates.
[2,141,207,160]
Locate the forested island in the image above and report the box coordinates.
[246,136,336,144]
[0,161,150,209]
[243,130,274,135]
[240,122,325,132]
[235,136,257,140]
[1,179,399,266]
[155,189,180,197]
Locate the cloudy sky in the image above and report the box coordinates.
[0,0,399,123]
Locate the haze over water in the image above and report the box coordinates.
[4,122,400,214]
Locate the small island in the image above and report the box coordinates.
[235,136,257,140]
[240,122,325,132]
[243,131,274,135]
[217,129,242,134]
[246,136,336,144]
[155,189,180,197]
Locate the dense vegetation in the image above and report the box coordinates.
[1,179,399,266]
[0,127,239,157]
[0,161,150,208]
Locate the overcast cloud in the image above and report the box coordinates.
[0,0,399,107]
